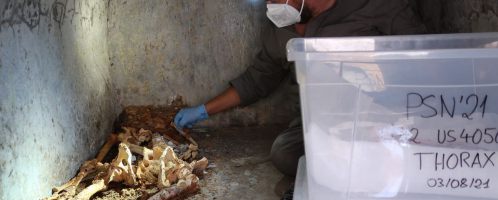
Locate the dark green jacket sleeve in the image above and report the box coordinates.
[230,22,297,106]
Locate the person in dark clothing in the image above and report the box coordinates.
[174,0,426,178]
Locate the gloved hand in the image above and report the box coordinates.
[173,105,209,128]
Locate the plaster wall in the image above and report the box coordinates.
[0,0,117,199]
[107,0,298,127]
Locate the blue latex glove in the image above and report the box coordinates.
[174,105,209,128]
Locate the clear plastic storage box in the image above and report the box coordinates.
[287,33,498,200]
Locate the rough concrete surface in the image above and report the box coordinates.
[0,0,118,199]
[189,125,289,200]
[440,0,498,33]
[107,0,298,127]
[416,0,498,33]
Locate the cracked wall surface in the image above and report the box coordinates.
[107,0,298,127]
[0,0,118,199]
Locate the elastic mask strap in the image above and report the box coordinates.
[285,0,304,15]
[298,0,304,14]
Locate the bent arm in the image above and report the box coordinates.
[205,86,241,115]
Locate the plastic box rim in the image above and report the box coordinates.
[287,32,498,62]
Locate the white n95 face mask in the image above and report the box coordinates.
[266,0,304,28]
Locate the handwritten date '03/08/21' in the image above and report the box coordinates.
[427,178,490,189]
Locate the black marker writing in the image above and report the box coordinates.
[414,152,495,171]
[406,93,488,119]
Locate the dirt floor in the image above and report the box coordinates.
[188,125,291,200]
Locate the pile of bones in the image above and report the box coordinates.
[44,125,208,200]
